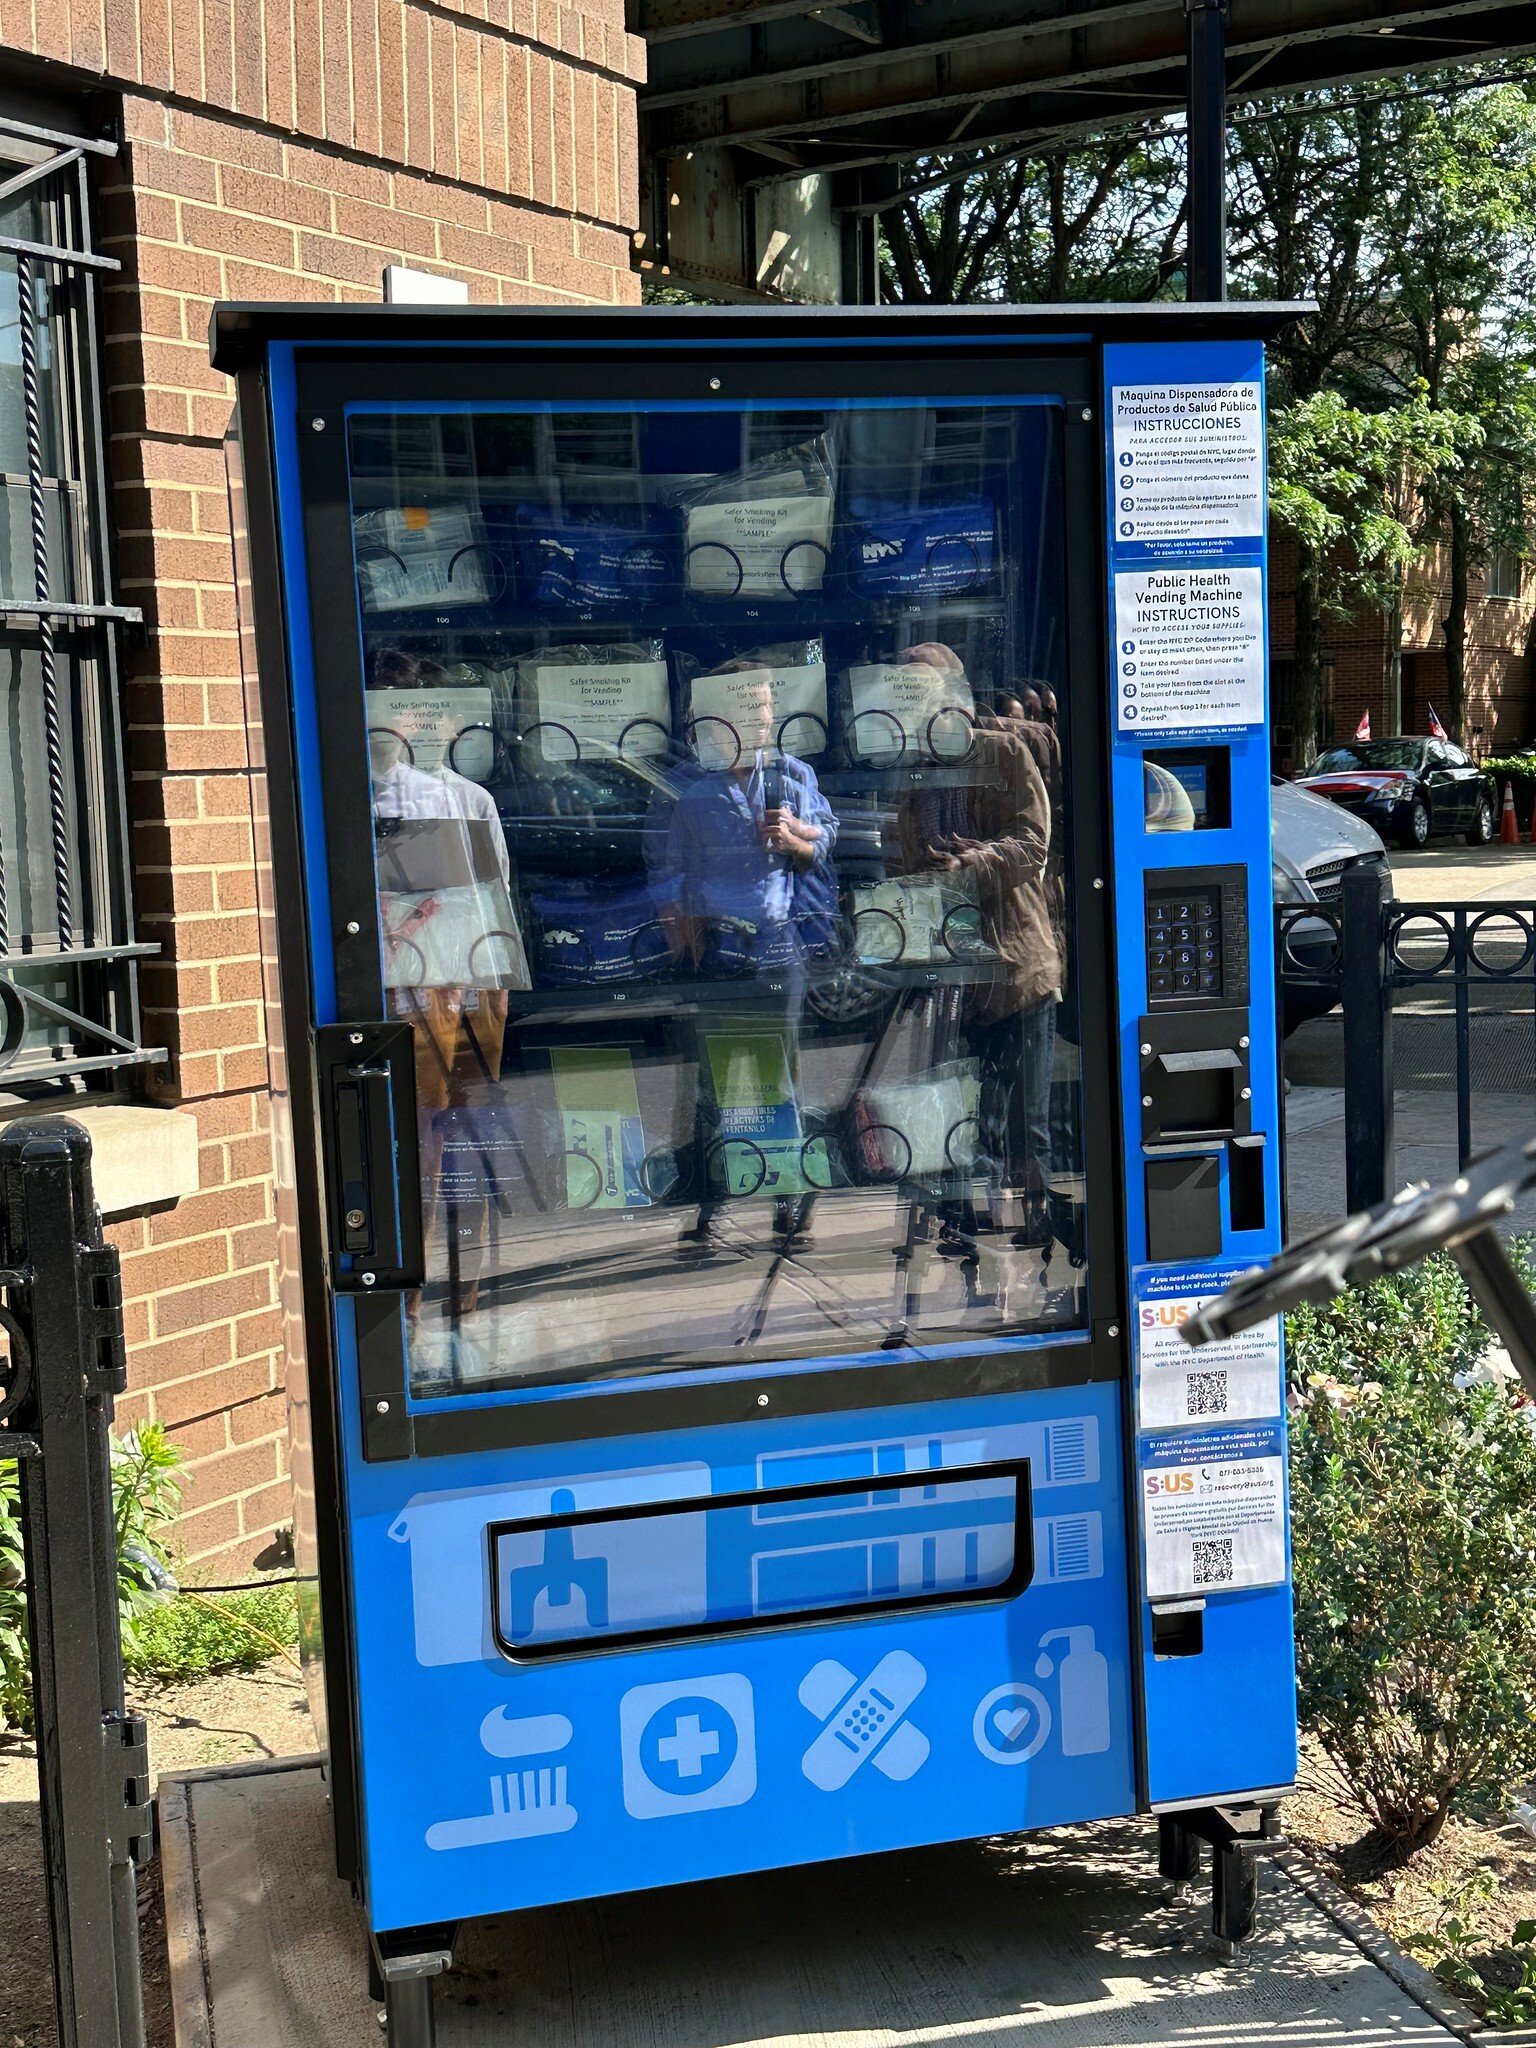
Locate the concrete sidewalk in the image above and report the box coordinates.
[163,1757,1473,2048]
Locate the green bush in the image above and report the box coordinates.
[0,1421,182,1731]
[122,1585,299,1683]
[1288,1253,1536,1859]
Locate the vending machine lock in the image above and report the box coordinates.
[317,1021,425,1291]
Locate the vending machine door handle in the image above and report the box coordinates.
[317,1021,425,1291]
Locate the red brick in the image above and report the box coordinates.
[220,1047,271,1092]
[233,0,264,116]
[228,1391,286,1445]
[155,1266,273,1340]
[430,15,459,180]
[128,1321,235,1392]
[174,1497,243,1552]
[203,0,235,107]
[163,1410,232,1462]
[403,4,432,169]
[293,0,324,137]
[266,0,297,127]
[237,1478,295,1535]
[181,1437,281,1500]
[231,1306,284,1359]
[321,0,353,143]
[219,162,334,232]
[148,1181,268,1246]
[171,106,285,175]
[183,203,297,269]
[353,0,382,158]
[378,0,406,162]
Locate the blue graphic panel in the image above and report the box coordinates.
[342,1384,1134,1932]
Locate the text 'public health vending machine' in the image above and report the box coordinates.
[214,300,1301,2043]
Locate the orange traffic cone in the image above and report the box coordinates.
[1501,781,1520,844]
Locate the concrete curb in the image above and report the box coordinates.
[1273,1845,1485,2040]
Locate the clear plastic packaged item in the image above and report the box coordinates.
[701,1029,810,1199]
[851,501,997,598]
[515,640,671,768]
[673,439,835,600]
[856,1061,982,1181]
[353,504,493,612]
[842,642,977,765]
[521,512,673,609]
[850,872,989,965]
[681,641,829,764]
[526,873,672,986]
[367,665,498,784]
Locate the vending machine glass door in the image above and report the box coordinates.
[324,392,1094,1406]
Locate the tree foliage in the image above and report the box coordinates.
[875,61,1536,755]
[1287,1256,1536,1859]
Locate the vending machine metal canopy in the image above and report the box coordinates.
[215,299,1306,2048]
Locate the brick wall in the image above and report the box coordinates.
[1269,533,1536,760]
[6,0,640,1566]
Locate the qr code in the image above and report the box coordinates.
[1192,1538,1235,1586]
[1186,1369,1228,1417]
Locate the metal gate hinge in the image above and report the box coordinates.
[81,1245,127,1396]
[103,1711,152,1866]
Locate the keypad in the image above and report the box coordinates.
[1147,887,1224,1000]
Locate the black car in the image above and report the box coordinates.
[1296,736,1495,849]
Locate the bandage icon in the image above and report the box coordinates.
[799,1650,929,1791]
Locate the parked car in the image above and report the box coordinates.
[1273,778,1392,1032]
[1295,735,1495,848]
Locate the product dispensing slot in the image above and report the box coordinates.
[1139,1012,1252,1147]
[1150,1600,1205,1659]
[1144,1154,1222,1261]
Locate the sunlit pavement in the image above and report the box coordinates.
[1390,842,1536,903]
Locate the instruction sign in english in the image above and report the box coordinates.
[1114,566,1264,734]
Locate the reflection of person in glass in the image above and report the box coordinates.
[370,648,530,1377]
[659,667,836,985]
[655,668,837,1250]
[896,666,1060,1252]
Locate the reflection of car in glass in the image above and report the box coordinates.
[1296,736,1495,849]
[491,747,678,875]
[1272,778,1391,1033]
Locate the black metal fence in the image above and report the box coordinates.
[1278,864,1536,1220]
[0,1117,149,2048]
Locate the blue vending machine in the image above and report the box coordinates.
[214,300,1302,2044]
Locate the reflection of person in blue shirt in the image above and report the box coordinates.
[654,674,837,979]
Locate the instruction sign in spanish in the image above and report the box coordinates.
[1113,565,1264,733]
[1134,1261,1282,1432]
[1141,1422,1287,1598]
[1111,381,1265,555]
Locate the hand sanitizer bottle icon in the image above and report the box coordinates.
[1035,1627,1111,1757]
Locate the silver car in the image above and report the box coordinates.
[1272,776,1391,1031]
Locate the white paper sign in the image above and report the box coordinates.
[1137,1290,1282,1432]
[1111,381,1265,548]
[368,688,495,779]
[532,660,670,758]
[689,661,828,764]
[847,662,975,761]
[686,494,832,597]
[1141,1423,1287,1599]
[1114,566,1264,732]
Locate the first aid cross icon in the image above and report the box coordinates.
[620,1675,757,1819]
[657,1713,719,1778]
